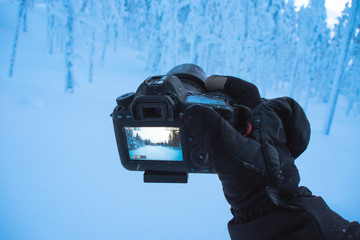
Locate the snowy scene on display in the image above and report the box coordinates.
[0,0,359,239]
[125,127,183,161]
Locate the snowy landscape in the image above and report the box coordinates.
[125,127,183,161]
[129,145,183,161]
[0,0,359,240]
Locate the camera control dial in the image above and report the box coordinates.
[116,92,135,108]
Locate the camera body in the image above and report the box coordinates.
[112,67,239,182]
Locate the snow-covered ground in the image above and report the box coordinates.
[130,145,183,161]
[0,2,359,240]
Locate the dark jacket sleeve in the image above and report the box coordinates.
[228,206,322,240]
[228,190,352,240]
[342,221,360,239]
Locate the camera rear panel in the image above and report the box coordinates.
[112,106,216,174]
[112,74,240,180]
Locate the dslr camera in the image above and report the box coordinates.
[111,64,243,183]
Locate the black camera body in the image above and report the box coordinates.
[111,65,239,183]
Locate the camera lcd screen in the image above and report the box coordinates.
[124,127,183,161]
[185,95,226,106]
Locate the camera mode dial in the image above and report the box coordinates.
[116,92,135,108]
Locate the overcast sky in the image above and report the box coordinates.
[130,127,180,143]
[294,0,350,28]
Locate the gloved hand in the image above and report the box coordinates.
[184,76,287,221]
[205,75,310,191]
[184,76,303,210]
[184,104,275,222]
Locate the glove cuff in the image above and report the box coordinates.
[230,198,277,224]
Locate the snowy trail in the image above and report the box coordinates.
[130,145,183,161]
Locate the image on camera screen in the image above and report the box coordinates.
[124,127,183,161]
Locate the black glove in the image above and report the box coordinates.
[184,76,280,219]
[184,104,271,213]
[202,75,304,203]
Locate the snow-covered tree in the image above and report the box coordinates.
[323,0,359,135]
[295,0,329,108]
[7,0,356,121]
[8,0,34,78]
[168,128,181,149]
[341,4,360,116]
[63,0,75,92]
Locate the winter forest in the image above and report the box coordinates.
[7,0,360,134]
[1,0,360,239]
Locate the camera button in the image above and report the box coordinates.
[117,114,124,119]
[187,136,194,142]
[190,148,212,168]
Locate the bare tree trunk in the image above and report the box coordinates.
[323,0,359,135]
[8,0,26,78]
[88,30,95,83]
[64,0,74,92]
